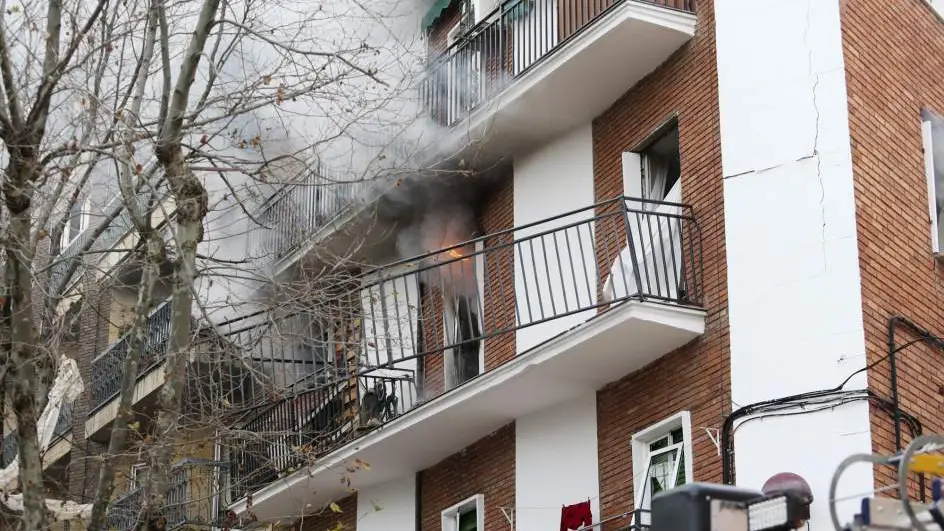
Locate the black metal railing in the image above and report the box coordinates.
[227,372,415,501]
[250,164,374,262]
[52,401,74,441]
[225,196,702,502]
[421,0,695,128]
[89,298,173,412]
[105,460,231,531]
[1,402,76,467]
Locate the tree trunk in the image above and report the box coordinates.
[86,231,163,530]
[4,162,50,531]
[143,0,220,521]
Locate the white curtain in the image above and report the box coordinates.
[0,356,93,521]
[644,154,670,204]
[602,179,684,303]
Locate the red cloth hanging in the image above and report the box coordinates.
[560,500,593,531]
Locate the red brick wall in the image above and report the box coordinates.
[838,0,944,491]
[298,492,358,531]
[477,175,516,370]
[592,1,727,528]
[419,423,515,531]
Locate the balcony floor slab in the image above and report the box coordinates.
[230,299,705,522]
[437,1,697,166]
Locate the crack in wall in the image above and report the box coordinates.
[805,0,827,272]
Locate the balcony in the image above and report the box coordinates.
[1,402,75,470]
[226,196,706,520]
[86,300,172,440]
[420,0,696,161]
[86,297,255,441]
[249,168,381,274]
[105,459,231,531]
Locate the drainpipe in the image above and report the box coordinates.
[415,471,422,531]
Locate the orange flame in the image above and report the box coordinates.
[447,249,463,259]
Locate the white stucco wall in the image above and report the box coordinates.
[513,124,596,353]
[357,475,416,531]
[715,0,873,526]
[516,393,600,531]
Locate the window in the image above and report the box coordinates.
[442,494,484,531]
[130,463,150,490]
[443,241,484,390]
[631,411,693,512]
[61,196,90,247]
[621,121,682,205]
[922,109,944,254]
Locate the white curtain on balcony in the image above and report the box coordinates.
[0,356,93,521]
[602,179,684,303]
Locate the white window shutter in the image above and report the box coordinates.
[621,152,643,198]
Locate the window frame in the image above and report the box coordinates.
[441,494,485,531]
[922,110,942,255]
[61,196,91,247]
[631,411,694,512]
[129,462,150,491]
[442,240,485,390]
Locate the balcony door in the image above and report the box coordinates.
[441,4,483,125]
[442,240,486,390]
[612,123,685,302]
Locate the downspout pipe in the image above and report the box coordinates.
[415,471,422,531]
[886,315,944,451]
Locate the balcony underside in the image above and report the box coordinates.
[431,2,696,165]
[231,299,705,521]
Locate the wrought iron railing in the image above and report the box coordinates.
[227,372,415,502]
[52,401,74,441]
[105,459,231,531]
[89,298,173,413]
[226,196,702,503]
[1,402,76,467]
[421,0,695,128]
[249,164,375,262]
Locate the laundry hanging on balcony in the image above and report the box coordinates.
[560,500,593,531]
[0,356,93,521]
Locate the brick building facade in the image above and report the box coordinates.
[9,1,944,530]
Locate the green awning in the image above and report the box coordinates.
[422,0,454,30]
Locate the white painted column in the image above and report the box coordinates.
[513,124,597,354]
[357,476,416,531]
[714,0,873,526]
[515,393,600,531]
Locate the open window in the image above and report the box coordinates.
[130,463,150,491]
[921,109,944,256]
[442,494,485,531]
[443,240,485,390]
[631,412,693,514]
[605,121,685,303]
